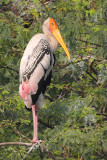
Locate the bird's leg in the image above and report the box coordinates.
[32,105,42,144]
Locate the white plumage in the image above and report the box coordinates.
[19,35,55,109]
[19,18,70,143]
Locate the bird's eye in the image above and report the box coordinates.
[51,22,54,25]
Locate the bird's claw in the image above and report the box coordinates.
[32,139,42,145]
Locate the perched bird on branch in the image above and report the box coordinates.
[19,18,70,144]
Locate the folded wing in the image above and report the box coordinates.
[19,39,54,108]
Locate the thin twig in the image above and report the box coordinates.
[43,149,57,160]
[22,143,38,160]
[86,71,97,81]
[11,128,32,142]
[39,119,54,129]
[78,38,107,47]
[60,144,69,158]
[54,62,72,72]
[0,65,19,73]
[96,113,107,117]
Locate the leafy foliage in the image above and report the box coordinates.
[0,0,107,159]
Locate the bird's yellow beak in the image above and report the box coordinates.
[52,28,70,60]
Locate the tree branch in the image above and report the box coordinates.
[54,62,72,72]
[39,119,54,129]
[0,141,57,160]
[78,38,107,47]
[86,71,97,81]
[43,149,57,160]
[0,142,32,147]
[0,65,19,73]
[22,143,39,160]
[11,128,32,142]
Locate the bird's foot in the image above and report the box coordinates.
[32,139,42,145]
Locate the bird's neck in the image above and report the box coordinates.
[46,34,59,53]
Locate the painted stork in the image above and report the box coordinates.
[19,18,70,144]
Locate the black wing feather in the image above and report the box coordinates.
[23,39,54,108]
[23,39,51,80]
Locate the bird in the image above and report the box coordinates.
[19,18,70,144]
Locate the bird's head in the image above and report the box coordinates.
[43,18,70,60]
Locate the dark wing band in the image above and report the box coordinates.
[23,39,51,80]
